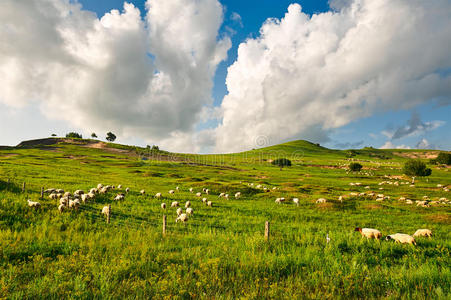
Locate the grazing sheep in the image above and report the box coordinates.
[63,192,72,198]
[49,193,58,200]
[89,188,98,194]
[155,193,162,198]
[44,188,56,194]
[293,198,299,206]
[316,198,327,204]
[176,186,179,191]
[176,207,183,216]
[224,194,229,200]
[125,187,130,193]
[101,205,110,216]
[413,229,432,238]
[189,188,194,193]
[185,201,191,208]
[386,233,416,245]
[405,199,413,204]
[202,197,207,204]
[186,207,193,215]
[195,192,202,197]
[205,189,210,195]
[275,198,282,204]
[354,227,382,239]
[60,198,68,206]
[58,203,65,213]
[219,193,225,198]
[56,189,64,194]
[416,201,430,207]
[97,183,103,189]
[117,185,122,189]
[114,194,125,201]
[235,192,241,199]
[140,189,146,195]
[168,190,175,194]
[69,199,80,210]
[74,190,84,197]
[207,201,213,207]
[161,203,166,209]
[27,199,41,210]
[176,213,188,223]
[87,192,96,199]
[171,201,179,207]
[81,194,89,203]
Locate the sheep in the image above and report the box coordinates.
[44,188,56,194]
[58,203,66,213]
[205,189,210,195]
[316,198,327,204]
[338,196,343,202]
[60,198,68,206]
[293,198,299,206]
[202,188,207,193]
[125,187,130,193]
[235,192,241,199]
[27,199,41,210]
[405,199,413,204]
[202,197,207,204]
[176,213,188,223]
[185,201,191,208]
[87,192,96,199]
[171,201,179,207]
[219,193,225,198]
[155,193,162,198]
[89,188,98,194]
[195,192,202,197]
[168,190,175,194]
[416,201,429,207]
[413,229,432,238]
[81,194,89,203]
[114,194,125,201]
[117,184,122,189]
[101,205,110,216]
[376,198,384,202]
[140,189,146,195]
[176,186,180,191]
[176,207,183,216]
[74,190,84,197]
[386,233,416,245]
[275,198,282,204]
[63,192,72,198]
[49,193,58,200]
[354,227,382,239]
[207,201,213,207]
[69,199,80,210]
[97,183,103,189]
[224,194,229,200]
[56,189,64,194]
[189,188,194,193]
[186,207,193,215]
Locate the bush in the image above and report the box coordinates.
[91,133,98,138]
[106,132,116,142]
[349,162,363,172]
[435,152,451,165]
[51,134,57,137]
[271,158,292,168]
[65,132,82,139]
[403,159,432,177]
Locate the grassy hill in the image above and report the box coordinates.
[0,138,450,298]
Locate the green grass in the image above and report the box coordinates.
[0,139,450,298]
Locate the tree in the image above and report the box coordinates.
[51,134,57,137]
[151,145,159,151]
[403,159,432,177]
[91,133,98,139]
[65,132,82,139]
[271,158,292,170]
[435,152,451,165]
[106,132,116,142]
[349,162,363,172]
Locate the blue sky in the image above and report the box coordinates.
[0,0,449,151]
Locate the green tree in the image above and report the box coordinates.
[106,132,116,142]
[435,152,451,165]
[91,133,98,139]
[271,158,292,170]
[65,132,82,139]
[349,162,363,172]
[403,159,432,177]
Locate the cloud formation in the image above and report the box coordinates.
[213,0,451,152]
[0,0,230,152]
[382,112,445,140]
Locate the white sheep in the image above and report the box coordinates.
[354,227,382,239]
[219,193,225,198]
[224,194,229,200]
[413,229,432,238]
[101,205,110,216]
[49,193,58,200]
[205,189,210,195]
[74,190,84,197]
[69,199,80,210]
[189,188,194,193]
[185,201,191,208]
[202,197,207,204]
[168,190,175,194]
[27,199,41,210]
[81,194,89,203]
[176,207,183,216]
[161,203,166,209]
[316,198,327,204]
[44,188,56,194]
[125,187,130,193]
[89,188,98,194]
[171,201,179,207]
[235,192,241,199]
[56,189,64,194]
[117,185,122,189]
[176,213,188,223]
[97,183,103,189]
[63,192,72,198]
[60,198,68,206]
[186,207,194,215]
[195,192,202,197]
[155,193,162,198]
[58,203,65,213]
[176,186,180,191]
[140,189,145,195]
[386,233,416,245]
[207,201,213,207]
[114,194,125,201]
[293,198,299,206]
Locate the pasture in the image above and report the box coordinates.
[0,138,450,298]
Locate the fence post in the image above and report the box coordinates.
[22,182,26,193]
[40,187,44,199]
[162,215,167,236]
[265,221,270,241]
[107,204,111,224]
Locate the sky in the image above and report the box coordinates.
[0,0,450,153]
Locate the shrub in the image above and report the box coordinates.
[435,152,451,165]
[91,133,98,138]
[106,132,116,142]
[271,158,292,168]
[65,132,82,139]
[403,159,432,177]
[349,162,363,172]
[51,134,57,137]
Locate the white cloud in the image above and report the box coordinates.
[380,141,411,149]
[213,0,451,152]
[382,112,445,140]
[0,0,230,152]
[416,138,434,149]
[230,12,243,27]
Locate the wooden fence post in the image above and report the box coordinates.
[265,221,270,241]
[162,215,167,236]
[22,182,26,193]
[40,187,44,199]
[107,204,111,224]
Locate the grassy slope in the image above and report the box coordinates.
[0,139,450,298]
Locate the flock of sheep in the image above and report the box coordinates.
[354,227,433,245]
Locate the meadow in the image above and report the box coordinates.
[0,138,450,299]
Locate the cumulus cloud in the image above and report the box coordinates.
[416,138,435,149]
[213,0,451,152]
[334,140,363,149]
[380,141,411,150]
[0,0,230,152]
[382,112,445,140]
